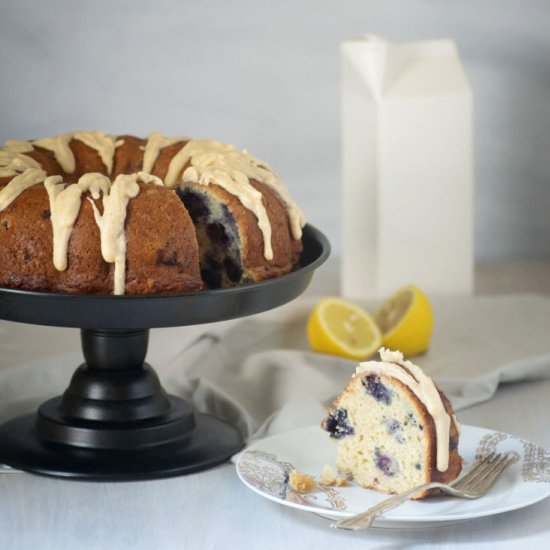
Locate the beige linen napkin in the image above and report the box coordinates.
[1,295,550,444]
[159,294,550,442]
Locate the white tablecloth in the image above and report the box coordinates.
[1,290,550,549]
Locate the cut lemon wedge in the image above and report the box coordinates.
[307,297,382,361]
[374,285,434,356]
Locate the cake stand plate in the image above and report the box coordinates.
[0,224,330,481]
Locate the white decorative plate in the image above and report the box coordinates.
[236,424,550,528]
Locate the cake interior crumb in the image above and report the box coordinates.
[319,464,349,487]
[288,470,317,493]
[288,465,349,494]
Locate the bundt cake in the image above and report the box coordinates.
[0,131,305,294]
[322,348,462,499]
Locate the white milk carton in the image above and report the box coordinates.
[341,35,473,299]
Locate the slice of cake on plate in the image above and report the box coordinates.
[322,348,462,499]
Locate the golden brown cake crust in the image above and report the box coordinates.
[392,380,462,496]
[0,132,304,294]
[57,191,112,293]
[149,140,188,181]
[431,388,462,485]
[0,181,202,294]
[0,184,59,291]
[25,147,63,178]
[69,139,109,181]
[112,136,146,177]
[124,183,202,294]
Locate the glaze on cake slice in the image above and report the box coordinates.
[322,348,462,499]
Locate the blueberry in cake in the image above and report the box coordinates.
[322,348,462,498]
[0,132,305,294]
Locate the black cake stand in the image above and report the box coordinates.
[0,224,329,481]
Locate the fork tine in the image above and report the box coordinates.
[478,455,516,490]
[456,453,517,494]
[465,454,517,494]
[455,453,504,492]
[452,452,496,490]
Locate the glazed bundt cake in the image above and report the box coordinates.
[322,348,462,499]
[0,131,305,294]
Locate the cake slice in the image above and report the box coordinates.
[322,348,461,498]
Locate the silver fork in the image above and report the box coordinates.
[332,451,519,530]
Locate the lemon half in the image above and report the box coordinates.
[374,285,434,356]
[307,297,381,361]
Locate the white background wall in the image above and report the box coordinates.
[1,0,549,261]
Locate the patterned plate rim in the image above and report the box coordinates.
[235,424,550,525]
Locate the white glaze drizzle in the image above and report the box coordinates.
[3,140,34,153]
[77,172,111,199]
[44,173,111,271]
[137,171,163,186]
[0,149,42,178]
[179,141,274,259]
[0,168,47,211]
[88,174,142,295]
[45,172,152,292]
[30,131,116,174]
[142,131,187,173]
[33,134,76,173]
[356,348,453,472]
[145,135,305,261]
[239,149,305,242]
[44,176,84,271]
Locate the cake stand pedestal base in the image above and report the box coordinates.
[0,224,330,481]
[0,412,241,480]
[0,328,242,481]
